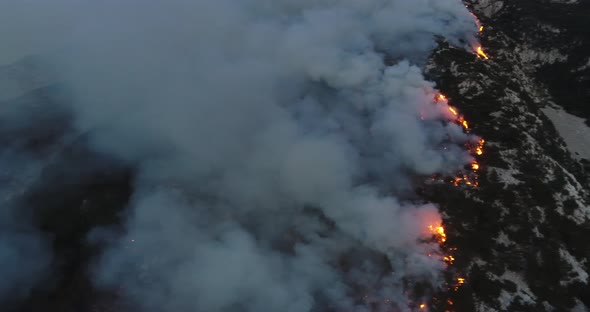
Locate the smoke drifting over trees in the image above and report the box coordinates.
[0,1,480,311]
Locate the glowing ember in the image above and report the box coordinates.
[443,255,455,264]
[479,25,484,32]
[452,277,467,291]
[471,162,479,170]
[419,303,426,309]
[476,46,489,59]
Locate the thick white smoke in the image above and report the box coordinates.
[1,0,480,310]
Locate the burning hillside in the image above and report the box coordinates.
[422,0,590,311]
[0,0,546,311]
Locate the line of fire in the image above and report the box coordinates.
[417,9,489,311]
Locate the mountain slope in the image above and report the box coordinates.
[424,0,590,310]
[0,1,588,311]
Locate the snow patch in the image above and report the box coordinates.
[571,299,589,312]
[500,271,537,305]
[472,0,504,17]
[559,248,589,285]
[542,107,590,160]
[548,0,579,4]
[494,231,512,246]
[492,167,522,186]
[516,45,567,66]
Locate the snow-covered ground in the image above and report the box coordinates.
[542,107,590,160]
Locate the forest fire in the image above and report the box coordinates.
[415,10,489,312]
[425,220,467,310]
[418,10,487,310]
[474,19,489,59]
[429,92,486,189]
[422,90,482,308]
[436,94,472,131]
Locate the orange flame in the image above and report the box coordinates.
[473,138,485,155]
[448,107,458,116]
[453,277,467,291]
[419,303,426,309]
[479,25,484,32]
[476,46,489,59]
[429,225,447,243]
[471,162,479,170]
[461,119,469,129]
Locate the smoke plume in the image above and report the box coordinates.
[0,0,480,310]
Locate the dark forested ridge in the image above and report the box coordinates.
[424,0,590,310]
[467,0,590,125]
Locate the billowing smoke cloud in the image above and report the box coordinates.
[0,151,50,301]
[1,0,480,310]
[0,86,67,302]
